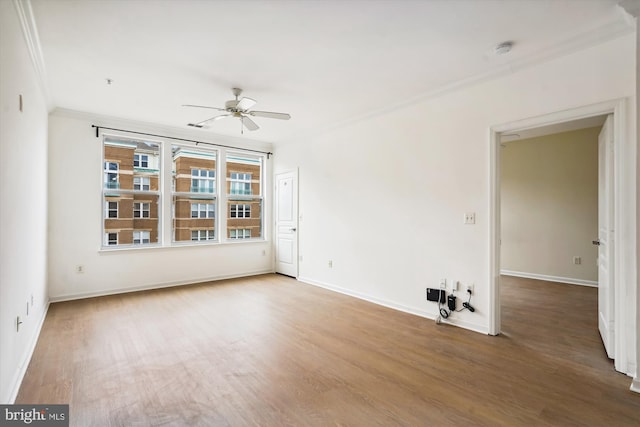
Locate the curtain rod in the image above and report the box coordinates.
[92,125,273,158]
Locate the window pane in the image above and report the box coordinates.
[226,154,262,239]
[172,146,217,243]
[103,138,160,247]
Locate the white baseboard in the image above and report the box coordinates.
[49,269,274,303]
[500,270,598,287]
[298,276,488,335]
[7,300,50,404]
[631,378,640,394]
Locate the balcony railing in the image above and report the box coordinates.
[104,182,120,189]
[190,186,215,193]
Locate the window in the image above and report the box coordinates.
[105,201,118,218]
[133,230,151,244]
[229,172,252,195]
[191,230,215,241]
[103,138,160,247]
[134,202,150,218]
[227,154,263,239]
[229,228,251,239]
[134,176,150,191]
[191,203,215,219]
[103,139,265,248]
[134,153,149,168]
[105,233,118,246]
[230,204,251,218]
[104,162,119,189]
[173,148,217,242]
[191,169,215,193]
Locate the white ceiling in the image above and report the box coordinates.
[30,0,633,144]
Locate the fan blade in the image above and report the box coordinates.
[188,114,231,128]
[241,116,259,131]
[182,104,226,112]
[236,97,257,111]
[249,110,291,120]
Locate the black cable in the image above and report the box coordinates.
[437,289,449,319]
[456,289,475,312]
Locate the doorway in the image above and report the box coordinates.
[489,99,632,375]
[498,115,610,364]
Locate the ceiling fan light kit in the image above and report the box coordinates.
[184,88,291,133]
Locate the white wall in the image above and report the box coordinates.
[47,111,274,300]
[501,127,600,284]
[0,1,50,403]
[274,34,636,335]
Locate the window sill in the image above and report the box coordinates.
[99,239,267,253]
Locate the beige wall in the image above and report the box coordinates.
[501,126,601,284]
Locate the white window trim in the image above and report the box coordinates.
[191,202,215,219]
[191,229,215,241]
[134,202,151,219]
[133,230,151,244]
[104,232,118,246]
[134,153,149,168]
[230,203,251,218]
[105,201,118,219]
[229,228,251,239]
[134,176,151,191]
[101,135,269,251]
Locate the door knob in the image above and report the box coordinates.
[290,228,297,232]
[592,240,600,246]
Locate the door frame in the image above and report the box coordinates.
[489,98,635,375]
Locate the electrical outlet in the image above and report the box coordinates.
[328,260,333,268]
[573,256,581,265]
[76,265,84,274]
[464,212,476,224]
[439,278,446,289]
[451,280,458,292]
[466,284,474,294]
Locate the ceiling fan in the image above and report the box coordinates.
[183,88,291,133]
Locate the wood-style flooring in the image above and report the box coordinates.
[16,274,640,426]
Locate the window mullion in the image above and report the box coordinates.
[218,148,227,241]
[161,141,172,246]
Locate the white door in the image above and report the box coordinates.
[597,114,614,359]
[275,170,298,277]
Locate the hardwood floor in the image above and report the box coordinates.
[16,274,640,426]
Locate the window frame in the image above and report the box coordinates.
[229,228,251,239]
[230,203,251,219]
[102,135,268,250]
[104,232,118,246]
[133,230,151,244]
[104,161,120,189]
[191,229,215,241]
[134,176,151,191]
[105,201,118,219]
[191,202,215,219]
[133,202,151,219]
[133,153,149,168]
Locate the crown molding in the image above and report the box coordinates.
[280,16,634,145]
[13,0,53,111]
[51,107,274,153]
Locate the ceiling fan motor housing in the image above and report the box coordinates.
[225,100,240,110]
